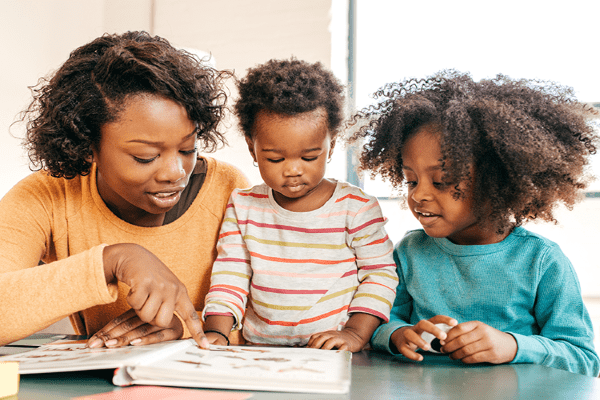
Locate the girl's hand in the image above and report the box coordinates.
[102,243,209,348]
[87,308,183,348]
[441,320,517,364]
[390,315,457,361]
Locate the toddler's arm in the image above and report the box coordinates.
[202,191,251,333]
[307,312,381,352]
[203,315,235,346]
[347,196,399,326]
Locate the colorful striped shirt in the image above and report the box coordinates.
[203,181,398,346]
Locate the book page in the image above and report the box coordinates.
[122,345,351,394]
[0,339,187,374]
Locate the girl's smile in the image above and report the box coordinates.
[414,209,441,227]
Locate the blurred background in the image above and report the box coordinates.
[1,0,598,339]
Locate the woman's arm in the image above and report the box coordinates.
[0,174,208,348]
[0,175,117,344]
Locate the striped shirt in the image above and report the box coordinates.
[203,181,398,346]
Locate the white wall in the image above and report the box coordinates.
[0,0,345,199]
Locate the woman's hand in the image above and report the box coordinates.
[101,243,209,348]
[87,308,183,348]
[390,315,457,361]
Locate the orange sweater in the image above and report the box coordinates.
[0,157,248,345]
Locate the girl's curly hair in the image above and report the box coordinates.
[22,31,231,178]
[235,58,345,139]
[347,70,599,232]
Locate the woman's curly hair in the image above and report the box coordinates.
[22,31,231,178]
[347,70,599,232]
[235,58,345,139]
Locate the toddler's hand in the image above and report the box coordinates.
[441,320,517,364]
[204,331,229,346]
[390,315,457,361]
[307,329,365,352]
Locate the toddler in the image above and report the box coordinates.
[202,59,398,351]
[348,70,600,376]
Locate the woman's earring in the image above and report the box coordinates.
[327,158,332,164]
[253,161,258,167]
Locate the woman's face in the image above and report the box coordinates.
[93,94,197,227]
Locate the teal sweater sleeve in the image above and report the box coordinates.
[507,242,599,376]
[371,228,599,376]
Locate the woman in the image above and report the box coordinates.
[0,31,248,348]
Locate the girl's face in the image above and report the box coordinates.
[246,109,335,212]
[93,94,198,227]
[401,127,498,245]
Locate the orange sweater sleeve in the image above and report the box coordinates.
[0,158,248,346]
[0,173,117,345]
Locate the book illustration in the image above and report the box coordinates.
[4,341,149,365]
[141,342,338,379]
[0,340,171,372]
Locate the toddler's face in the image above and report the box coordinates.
[247,109,335,212]
[401,127,493,245]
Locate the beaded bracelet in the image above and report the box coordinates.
[204,330,230,346]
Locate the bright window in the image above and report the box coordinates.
[351,0,600,301]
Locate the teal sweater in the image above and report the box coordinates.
[371,227,599,376]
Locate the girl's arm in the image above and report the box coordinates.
[508,247,599,377]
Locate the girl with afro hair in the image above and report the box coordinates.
[347,70,600,376]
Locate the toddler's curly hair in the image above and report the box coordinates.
[235,58,345,139]
[22,31,230,179]
[347,70,599,232]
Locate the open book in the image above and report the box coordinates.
[0,339,351,394]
